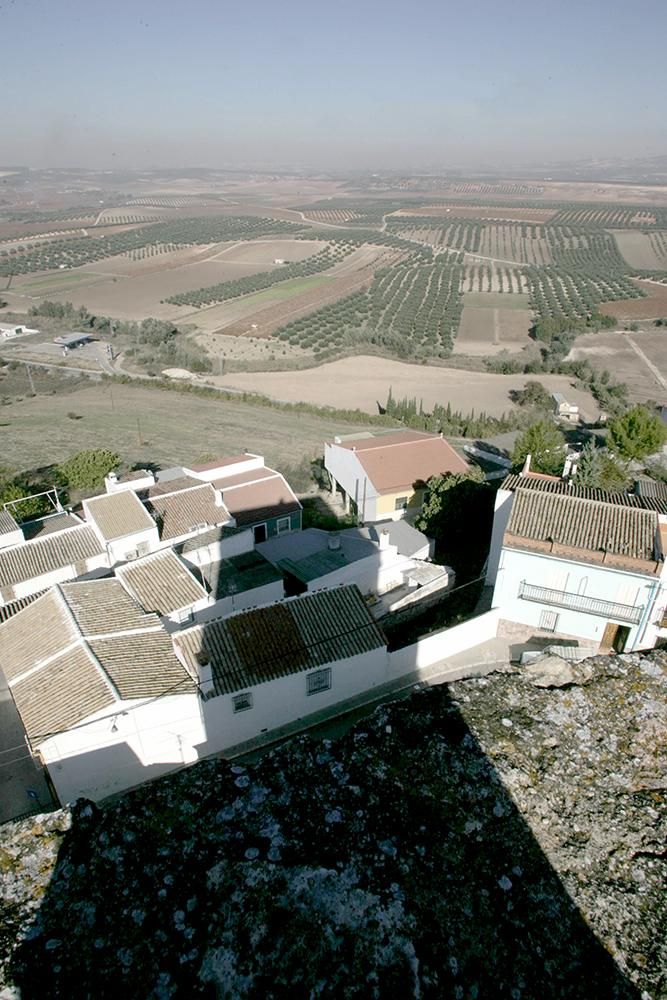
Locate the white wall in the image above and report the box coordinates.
[0,526,24,551]
[324,444,377,522]
[106,526,160,565]
[388,609,501,678]
[7,552,110,603]
[492,546,661,651]
[485,488,514,586]
[186,455,263,483]
[305,549,412,598]
[194,579,285,623]
[39,692,205,804]
[181,527,254,569]
[199,646,388,754]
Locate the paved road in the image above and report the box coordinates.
[0,664,56,824]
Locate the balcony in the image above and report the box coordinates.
[518,582,643,625]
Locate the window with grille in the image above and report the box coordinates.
[232,691,253,713]
[277,516,291,534]
[539,610,559,632]
[307,667,332,695]
[394,496,408,511]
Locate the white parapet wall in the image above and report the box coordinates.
[388,608,501,680]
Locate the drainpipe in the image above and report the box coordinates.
[636,579,662,650]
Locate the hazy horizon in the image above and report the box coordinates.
[2,0,667,172]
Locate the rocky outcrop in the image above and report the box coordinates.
[0,651,665,999]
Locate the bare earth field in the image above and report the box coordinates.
[599,280,667,320]
[567,330,667,402]
[455,306,533,356]
[1,381,381,474]
[219,357,597,419]
[5,240,329,322]
[613,231,667,270]
[393,205,558,223]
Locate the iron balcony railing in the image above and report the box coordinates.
[518,581,643,625]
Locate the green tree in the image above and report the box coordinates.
[511,381,552,411]
[57,449,120,492]
[608,405,667,461]
[511,420,567,476]
[415,468,490,579]
[575,441,604,487]
[598,453,630,492]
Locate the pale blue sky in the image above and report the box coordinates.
[2,0,666,169]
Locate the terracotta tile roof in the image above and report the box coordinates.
[85,491,155,542]
[635,478,667,501]
[175,585,386,697]
[145,484,231,541]
[213,470,300,527]
[178,523,245,555]
[500,473,667,516]
[89,631,194,700]
[0,525,105,598]
[333,431,469,493]
[116,549,207,615]
[0,591,44,624]
[11,645,116,743]
[0,509,20,535]
[505,488,659,569]
[22,512,82,540]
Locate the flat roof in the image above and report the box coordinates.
[53,332,92,347]
[202,550,282,599]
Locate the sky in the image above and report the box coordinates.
[1,0,666,171]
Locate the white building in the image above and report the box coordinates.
[486,474,667,653]
[83,491,160,564]
[0,322,39,339]
[324,430,469,523]
[0,580,202,804]
[552,392,579,424]
[174,585,388,755]
[0,509,24,551]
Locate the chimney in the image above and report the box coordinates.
[379,529,390,550]
[328,533,341,551]
[197,656,215,698]
[521,454,531,476]
[108,471,118,483]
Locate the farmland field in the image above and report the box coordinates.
[464,264,528,293]
[393,205,558,223]
[476,225,551,265]
[220,356,597,419]
[598,279,667,320]
[614,231,667,270]
[455,307,532,356]
[567,330,667,402]
[0,381,383,475]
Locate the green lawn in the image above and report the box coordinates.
[2,380,383,475]
[463,292,531,311]
[238,275,331,307]
[17,271,107,294]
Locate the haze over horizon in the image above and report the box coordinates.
[2,0,667,172]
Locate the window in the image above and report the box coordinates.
[307,667,332,695]
[394,496,408,511]
[276,516,291,534]
[232,691,253,713]
[539,610,559,632]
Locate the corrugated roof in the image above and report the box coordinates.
[85,491,155,542]
[145,484,230,541]
[175,585,386,696]
[506,488,658,565]
[332,431,469,493]
[60,579,150,634]
[0,525,105,594]
[0,509,20,536]
[116,549,207,615]
[0,590,80,682]
[11,645,116,743]
[635,478,667,501]
[89,631,194,700]
[500,473,667,516]
[1,577,195,744]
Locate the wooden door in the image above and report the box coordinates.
[600,622,618,652]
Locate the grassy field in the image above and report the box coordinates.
[462,291,531,310]
[1,380,383,474]
[614,230,667,270]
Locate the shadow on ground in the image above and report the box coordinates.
[9,684,641,999]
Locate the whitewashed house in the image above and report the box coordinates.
[83,490,160,564]
[174,585,388,755]
[0,510,24,551]
[324,430,469,524]
[0,580,202,804]
[115,548,211,629]
[487,474,667,653]
[0,520,107,605]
